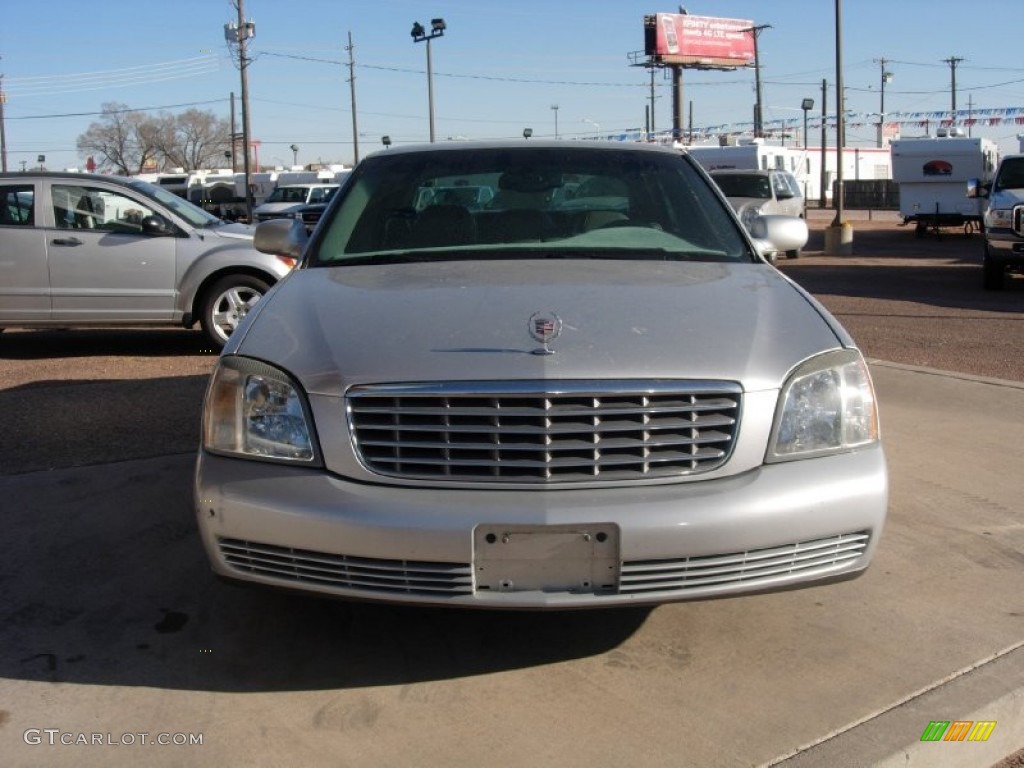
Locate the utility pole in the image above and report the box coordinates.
[833,0,845,227]
[347,31,359,165]
[944,56,963,119]
[0,70,8,173]
[874,57,892,148]
[649,67,656,137]
[225,1,255,221]
[820,78,827,209]
[229,91,237,172]
[742,24,772,138]
[672,66,683,143]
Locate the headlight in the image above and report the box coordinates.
[767,349,879,462]
[985,207,1013,228]
[740,205,762,230]
[203,356,319,464]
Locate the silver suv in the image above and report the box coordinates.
[709,169,807,258]
[0,172,295,347]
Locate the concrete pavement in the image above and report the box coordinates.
[0,361,1021,767]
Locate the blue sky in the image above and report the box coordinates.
[3,0,1024,170]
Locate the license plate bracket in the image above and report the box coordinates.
[473,524,620,594]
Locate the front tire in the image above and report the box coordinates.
[982,257,1005,291]
[199,274,270,348]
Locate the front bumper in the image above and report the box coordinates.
[984,228,1024,264]
[195,447,888,608]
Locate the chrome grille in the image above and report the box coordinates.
[620,532,870,594]
[1014,205,1024,236]
[218,538,473,596]
[348,380,741,483]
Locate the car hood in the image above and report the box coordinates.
[723,196,770,211]
[209,221,256,240]
[254,202,306,215]
[990,188,1024,208]
[233,259,844,396]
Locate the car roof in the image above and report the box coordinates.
[0,171,137,185]
[364,139,688,160]
[707,169,776,176]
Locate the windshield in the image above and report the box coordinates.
[127,179,223,228]
[710,173,773,200]
[312,146,754,266]
[994,158,1024,191]
[266,186,306,203]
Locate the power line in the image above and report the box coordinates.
[4,99,227,121]
[4,56,220,97]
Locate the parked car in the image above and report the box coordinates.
[709,168,807,258]
[195,141,887,609]
[252,183,340,230]
[0,172,295,348]
[967,154,1024,289]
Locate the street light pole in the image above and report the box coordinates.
[801,98,814,150]
[412,19,446,143]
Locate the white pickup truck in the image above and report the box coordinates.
[968,154,1024,289]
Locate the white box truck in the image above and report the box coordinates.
[890,132,999,236]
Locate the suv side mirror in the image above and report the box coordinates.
[966,178,991,199]
[254,218,308,259]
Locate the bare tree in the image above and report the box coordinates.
[77,104,230,174]
[76,102,159,175]
[151,109,231,171]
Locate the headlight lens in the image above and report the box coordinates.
[740,205,762,230]
[985,207,1013,228]
[767,349,879,462]
[203,356,318,463]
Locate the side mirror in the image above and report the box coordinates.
[254,218,308,259]
[747,214,809,257]
[966,178,990,199]
[141,215,174,237]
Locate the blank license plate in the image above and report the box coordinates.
[473,524,620,594]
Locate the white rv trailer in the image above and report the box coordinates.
[890,132,999,234]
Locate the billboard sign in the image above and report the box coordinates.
[647,13,755,69]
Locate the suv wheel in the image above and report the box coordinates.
[200,274,271,347]
[982,253,1005,291]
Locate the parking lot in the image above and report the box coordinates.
[1,212,1022,767]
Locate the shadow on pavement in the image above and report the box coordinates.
[0,328,218,360]
[781,262,1024,312]
[0,454,652,693]
[0,375,209,473]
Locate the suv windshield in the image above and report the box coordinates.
[313,146,753,265]
[994,158,1024,191]
[266,186,318,204]
[710,173,773,200]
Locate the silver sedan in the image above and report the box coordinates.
[195,141,887,608]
